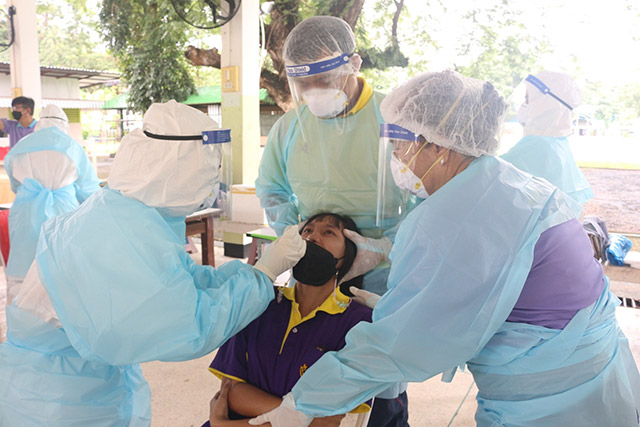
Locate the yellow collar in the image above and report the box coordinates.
[278,284,351,354]
[281,285,351,316]
[343,77,373,117]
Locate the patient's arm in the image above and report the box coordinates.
[227,380,282,417]
[226,380,345,426]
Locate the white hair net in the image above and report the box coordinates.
[283,16,361,73]
[380,70,508,157]
[35,105,69,134]
[518,71,582,137]
[108,100,221,217]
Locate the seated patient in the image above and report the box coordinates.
[207,212,373,426]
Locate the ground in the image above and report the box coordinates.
[582,168,640,234]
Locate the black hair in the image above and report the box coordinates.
[301,212,364,296]
[11,96,35,116]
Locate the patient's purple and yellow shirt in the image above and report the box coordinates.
[210,285,372,413]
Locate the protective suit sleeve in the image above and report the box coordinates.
[36,189,275,365]
[255,113,300,236]
[288,156,579,417]
[73,153,101,203]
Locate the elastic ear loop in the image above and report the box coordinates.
[433,87,468,137]
[414,150,448,191]
[400,140,429,173]
[458,97,497,137]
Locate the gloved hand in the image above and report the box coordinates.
[339,229,393,284]
[249,392,313,427]
[349,286,381,309]
[254,225,306,281]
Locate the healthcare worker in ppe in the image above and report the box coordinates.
[255,16,413,298]
[249,70,640,427]
[502,71,593,206]
[255,16,412,425]
[0,100,306,426]
[3,105,99,304]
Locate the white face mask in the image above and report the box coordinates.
[302,88,349,118]
[390,145,448,199]
[390,154,430,199]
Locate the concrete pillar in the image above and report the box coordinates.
[221,0,260,185]
[8,0,42,108]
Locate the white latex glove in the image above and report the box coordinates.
[339,229,393,284]
[349,286,381,309]
[254,225,307,281]
[249,392,312,427]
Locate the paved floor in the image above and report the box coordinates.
[1,218,639,426]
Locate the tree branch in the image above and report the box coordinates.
[330,0,365,29]
[260,69,293,111]
[184,45,221,67]
[391,0,404,46]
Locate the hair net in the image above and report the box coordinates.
[380,70,508,157]
[108,100,221,216]
[519,71,582,137]
[283,16,358,71]
[35,105,69,134]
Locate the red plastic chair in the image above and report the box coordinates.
[0,209,10,265]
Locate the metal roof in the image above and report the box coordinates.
[0,62,121,89]
[0,97,104,109]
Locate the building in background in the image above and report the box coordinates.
[0,62,120,145]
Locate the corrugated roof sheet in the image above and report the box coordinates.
[0,98,104,109]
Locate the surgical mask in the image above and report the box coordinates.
[390,146,447,198]
[12,111,22,121]
[302,88,349,118]
[292,241,341,286]
[517,103,529,127]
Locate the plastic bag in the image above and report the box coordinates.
[606,233,632,266]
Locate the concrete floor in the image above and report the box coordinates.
[1,225,639,425]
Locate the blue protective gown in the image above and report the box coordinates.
[256,83,414,296]
[4,126,100,279]
[501,135,593,206]
[289,156,640,425]
[0,187,275,425]
[0,305,151,426]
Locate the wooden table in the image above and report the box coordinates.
[185,208,222,266]
[246,227,277,265]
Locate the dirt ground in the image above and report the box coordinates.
[582,168,640,234]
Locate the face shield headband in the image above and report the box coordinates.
[41,115,67,122]
[525,74,574,111]
[285,53,354,78]
[143,129,231,144]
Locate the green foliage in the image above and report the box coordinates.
[0,0,117,70]
[454,4,549,98]
[100,0,196,113]
[620,83,640,119]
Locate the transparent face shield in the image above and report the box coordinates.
[377,123,419,226]
[509,74,577,140]
[286,53,358,146]
[200,129,232,220]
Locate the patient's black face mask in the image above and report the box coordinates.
[12,111,22,121]
[292,241,341,286]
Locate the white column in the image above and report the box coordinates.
[8,0,42,108]
[221,0,260,185]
